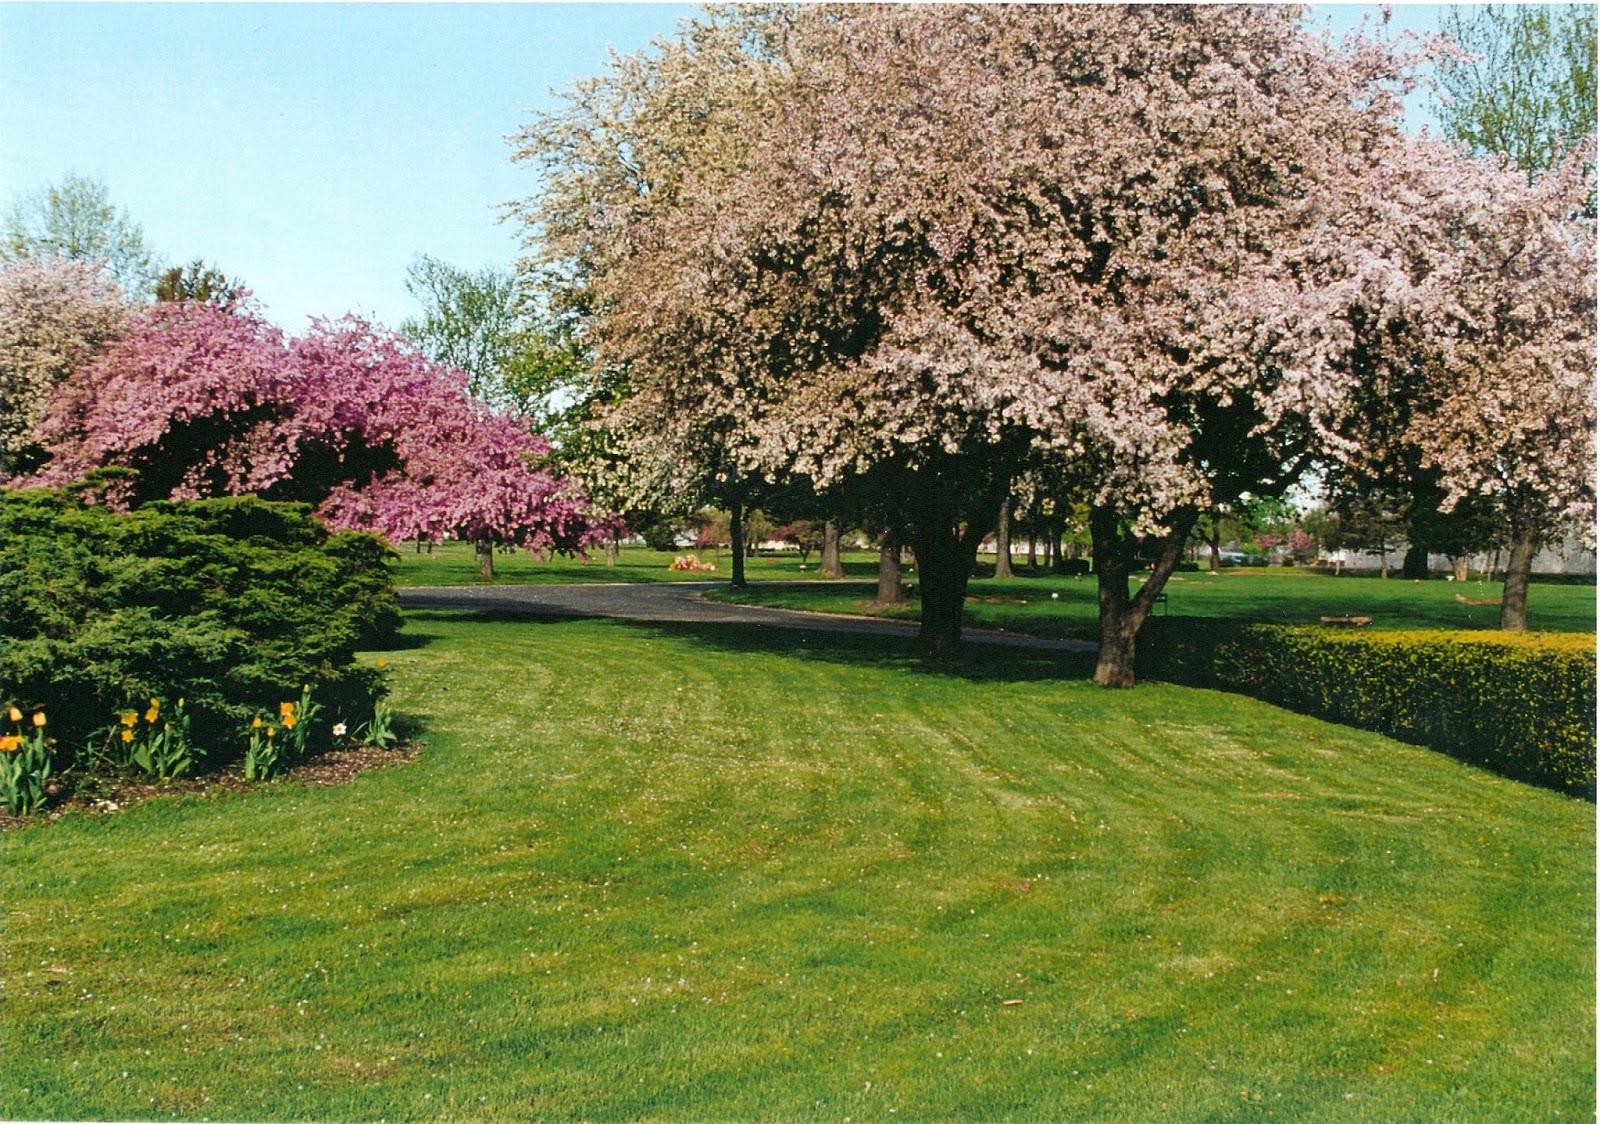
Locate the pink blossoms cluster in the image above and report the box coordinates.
[14,300,599,555]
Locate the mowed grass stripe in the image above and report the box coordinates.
[2,612,1591,1121]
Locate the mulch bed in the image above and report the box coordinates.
[0,741,422,831]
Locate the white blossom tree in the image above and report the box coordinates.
[1404,143,1596,629]
[0,255,130,475]
[512,5,1479,676]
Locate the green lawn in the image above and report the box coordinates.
[388,540,885,587]
[391,541,1595,635]
[4,612,1592,1120]
[705,567,1599,637]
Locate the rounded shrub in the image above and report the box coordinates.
[2,484,399,767]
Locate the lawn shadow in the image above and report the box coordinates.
[402,606,1100,684]
[369,621,454,652]
[617,617,1104,684]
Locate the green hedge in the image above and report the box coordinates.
[1141,621,1596,798]
[2,485,399,764]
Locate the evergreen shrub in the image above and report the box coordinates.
[2,483,399,765]
[1142,620,1596,798]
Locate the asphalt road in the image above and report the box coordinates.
[397,580,1097,651]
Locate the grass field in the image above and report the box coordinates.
[3,612,1592,1120]
[390,541,1596,636]
[387,540,884,587]
[704,566,1598,637]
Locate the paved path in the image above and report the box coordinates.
[397,581,1097,652]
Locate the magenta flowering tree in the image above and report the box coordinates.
[16,301,601,571]
[1287,530,1317,563]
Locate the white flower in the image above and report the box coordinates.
[332,723,347,737]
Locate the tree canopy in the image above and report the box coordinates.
[400,254,526,413]
[513,5,1505,675]
[1,175,163,298]
[1435,4,1597,175]
[11,300,600,557]
[0,255,130,476]
[155,259,243,308]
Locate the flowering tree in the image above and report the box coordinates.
[0,256,129,475]
[515,6,1435,676]
[15,301,600,571]
[1401,143,1596,629]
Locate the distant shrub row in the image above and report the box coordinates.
[2,481,401,806]
[1141,621,1596,798]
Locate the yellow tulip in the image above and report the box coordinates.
[266,727,276,738]
[283,714,298,730]
[279,701,295,718]
[252,716,263,729]
[31,712,45,728]
[0,735,21,752]
[7,706,20,723]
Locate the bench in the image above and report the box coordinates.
[1319,615,1371,627]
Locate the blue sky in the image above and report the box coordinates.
[3,3,1449,331]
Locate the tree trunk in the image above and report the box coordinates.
[1451,554,1469,583]
[819,519,845,578]
[993,495,1014,579]
[1402,544,1430,580]
[1027,526,1038,572]
[1091,505,1198,688]
[909,521,982,660]
[1377,535,1390,579]
[875,527,907,606]
[475,538,495,580]
[729,499,747,588]
[605,536,619,567]
[1500,533,1536,631]
[1207,530,1221,573]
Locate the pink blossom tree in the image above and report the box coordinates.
[1286,529,1318,564]
[15,301,601,572]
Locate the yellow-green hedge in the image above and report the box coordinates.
[1143,623,1596,798]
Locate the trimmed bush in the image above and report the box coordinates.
[1141,620,1596,798]
[2,485,398,766]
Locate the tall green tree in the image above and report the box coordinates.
[1435,5,1597,175]
[155,259,242,308]
[400,255,525,412]
[1,175,163,298]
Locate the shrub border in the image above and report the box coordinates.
[1140,621,1597,799]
